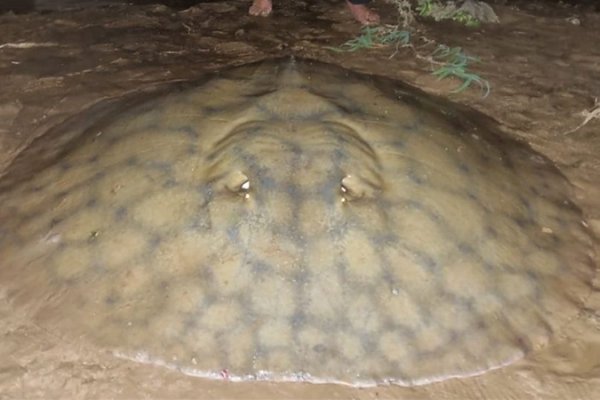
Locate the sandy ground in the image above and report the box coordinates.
[0,0,599,398]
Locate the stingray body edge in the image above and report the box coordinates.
[0,58,596,387]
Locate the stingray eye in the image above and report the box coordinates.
[340,174,377,203]
[224,171,251,199]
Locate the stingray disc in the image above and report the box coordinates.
[0,58,595,386]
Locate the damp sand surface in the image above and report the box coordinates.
[0,0,599,399]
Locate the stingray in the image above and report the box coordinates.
[0,58,595,386]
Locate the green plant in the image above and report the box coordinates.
[327,26,411,53]
[430,45,490,96]
[415,0,481,27]
[416,0,435,16]
[326,4,491,97]
[451,10,480,27]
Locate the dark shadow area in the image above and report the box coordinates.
[0,0,209,14]
[503,0,599,11]
[127,0,205,7]
[0,0,35,14]
[3,0,597,15]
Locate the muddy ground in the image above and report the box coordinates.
[0,0,599,398]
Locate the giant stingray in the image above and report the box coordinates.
[0,59,595,386]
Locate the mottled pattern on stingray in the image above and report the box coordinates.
[0,59,595,386]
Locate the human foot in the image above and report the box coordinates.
[345,1,380,25]
[249,0,272,17]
